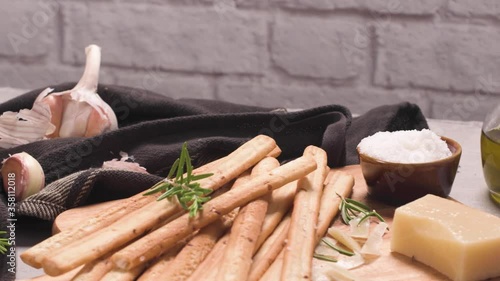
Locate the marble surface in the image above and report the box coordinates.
[0,87,498,279]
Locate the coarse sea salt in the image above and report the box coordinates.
[357,129,452,163]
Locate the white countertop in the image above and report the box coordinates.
[1,87,498,279]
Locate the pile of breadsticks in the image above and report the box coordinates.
[21,135,354,281]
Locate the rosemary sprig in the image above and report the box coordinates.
[0,231,8,255]
[313,238,355,263]
[337,193,385,225]
[313,253,338,263]
[144,142,213,217]
[321,238,354,257]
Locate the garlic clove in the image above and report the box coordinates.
[39,93,63,138]
[1,152,45,201]
[58,97,94,138]
[86,107,113,137]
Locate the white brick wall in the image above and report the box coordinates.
[0,0,499,121]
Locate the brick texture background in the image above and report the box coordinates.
[1,0,499,121]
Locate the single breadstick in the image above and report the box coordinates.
[281,146,328,281]
[136,240,187,281]
[261,168,355,280]
[111,156,316,271]
[248,213,291,281]
[255,180,297,249]
[316,170,354,240]
[260,251,284,281]
[41,135,277,276]
[136,251,176,281]
[216,157,280,281]
[105,235,199,281]
[18,266,83,281]
[186,233,230,281]
[71,253,114,281]
[100,265,148,281]
[267,146,282,158]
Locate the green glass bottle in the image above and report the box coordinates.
[481,105,500,205]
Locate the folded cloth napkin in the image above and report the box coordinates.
[0,83,428,279]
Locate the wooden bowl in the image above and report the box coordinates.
[357,136,462,206]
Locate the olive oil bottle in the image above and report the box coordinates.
[482,105,500,205]
[481,129,500,204]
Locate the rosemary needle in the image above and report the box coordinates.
[144,142,213,217]
[0,231,8,255]
[321,238,354,257]
[313,253,338,263]
[337,193,385,225]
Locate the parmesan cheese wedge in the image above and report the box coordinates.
[391,194,500,281]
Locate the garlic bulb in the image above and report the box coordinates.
[2,152,45,201]
[0,44,118,148]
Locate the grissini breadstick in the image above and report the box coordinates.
[153,213,235,281]
[136,240,187,281]
[248,213,291,281]
[111,156,316,271]
[267,146,282,158]
[136,251,176,281]
[41,135,277,276]
[216,157,280,281]
[260,168,355,280]
[316,170,354,240]
[255,180,297,249]
[281,146,328,281]
[186,233,230,281]
[70,253,114,281]
[100,265,148,281]
[260,251,284,281]
[18,267,83,281]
